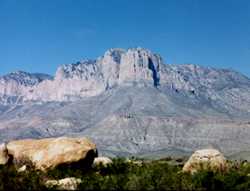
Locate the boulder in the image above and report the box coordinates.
[7,137,97,171]
[45,177,82,190]
[93,157,113,167]
[0,143,9,165]
[182,149,227,174]
[17,165,27,173]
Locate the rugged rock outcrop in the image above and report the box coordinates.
[6,137,97,171]
[182,149,227,174]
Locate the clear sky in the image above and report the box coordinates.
[0,0,250,77]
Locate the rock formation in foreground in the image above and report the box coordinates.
[5,137,97,171]
[182,149,227,174]
[0,47,250,159]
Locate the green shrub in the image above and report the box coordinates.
[0,158,250,190]
[0,164,46,191]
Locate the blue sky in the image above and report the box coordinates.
[0,0,250,77]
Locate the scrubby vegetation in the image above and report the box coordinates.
[0,164,46,191]
[0,158,250,190]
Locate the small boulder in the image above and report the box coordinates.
[0,143,9,165]
[45,177,82,190]
[93,157,113,167]
[7,137,97,171]
[17,165,27,173]
[183,149,227,174]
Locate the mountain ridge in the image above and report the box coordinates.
[1,47,249,105]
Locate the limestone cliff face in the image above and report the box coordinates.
[117,48,161,86]
[26,60,105,101]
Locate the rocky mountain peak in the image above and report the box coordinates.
[0,71,52,86]
[102,48,126,63]
[0,47,249,105]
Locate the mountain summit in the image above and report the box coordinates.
[0,47,250,159]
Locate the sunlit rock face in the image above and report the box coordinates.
[117,48,161,87]
[26,60,105,102]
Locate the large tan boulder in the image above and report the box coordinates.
[0,143,9,165]
[183,149,227,174]
[7,137,97,171]
[45,177,82,190]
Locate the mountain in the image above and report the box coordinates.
[0,47,250,159]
